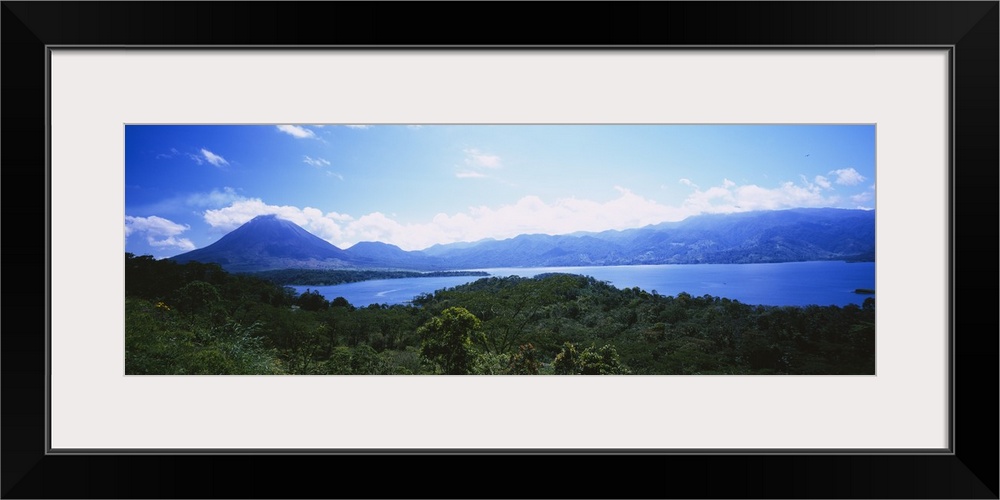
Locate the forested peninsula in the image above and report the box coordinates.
[250,269,489,287]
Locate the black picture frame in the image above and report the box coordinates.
[4,2,996,498]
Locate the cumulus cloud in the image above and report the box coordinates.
[680,178,838,214]
[303,155,331,168]
[148,236,194,249]
[677,175,854,215]
[830,167,865,186]
[276,125,317,139]
[444,187,688,239]
[203,188,687,251]
[202,174,865,252]
[125,215,195,251]
[204,199,310,231]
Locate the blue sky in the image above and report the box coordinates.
[125,124,875,258]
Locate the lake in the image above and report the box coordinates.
[289,261,875,308]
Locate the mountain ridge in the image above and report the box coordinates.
[168,208,875,272]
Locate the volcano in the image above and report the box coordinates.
[170,214,353,272]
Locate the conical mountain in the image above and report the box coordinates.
[170,214,353,272]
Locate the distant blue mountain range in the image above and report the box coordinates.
[169,209,875,272]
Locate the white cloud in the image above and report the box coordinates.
[203,188,687,251]
[203,199,308,231]
[199,148,229,167]
[148,236,195,249]
[680,178,838,214]
[303,156,331,168]
[202,175,864,252]
[276,125,317,139]
[830,167,865,186]
[156,148,181,160]
[851,192,873,204]
[133,187,245,215]
[125,215,187,237]
[814,175,832,189]
[181,148,229,167]
[463,148,502,169]
[455,148,503,179]
[327,171,345,180]
[326,212,354,222]
[185,187,243,208]
[344,124,372,129]
[679,178,698,188]
[125,215,195,251]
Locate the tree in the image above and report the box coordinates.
[578,344,631,375]
[554,342,631,375]
[418,307,480,375]
[331,296,353,310]
[173,280,221,324]
[552,342,580,375]
[507,343,541,375]
[296,289,329,311]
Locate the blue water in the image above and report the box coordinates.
[290,261,875,308]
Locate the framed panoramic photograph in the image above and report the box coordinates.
[6,1,997,498]
[70,51,927,452]
[124,123,877,377]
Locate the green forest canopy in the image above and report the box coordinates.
[125,253,875,375]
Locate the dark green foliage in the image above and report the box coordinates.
[553,342,580,375]
[578,344,630,375]
[173,280,222,320]
[296,289,329,311]
[418,307,480,374]
[507,343,541,375]
[415,273,874,375]
[331,296,353,309]
[323,345,399,375]
[126,253,875,375]
[552,342,630,375]
[125,298,283,375]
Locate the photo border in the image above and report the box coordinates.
[4,2,996,498]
